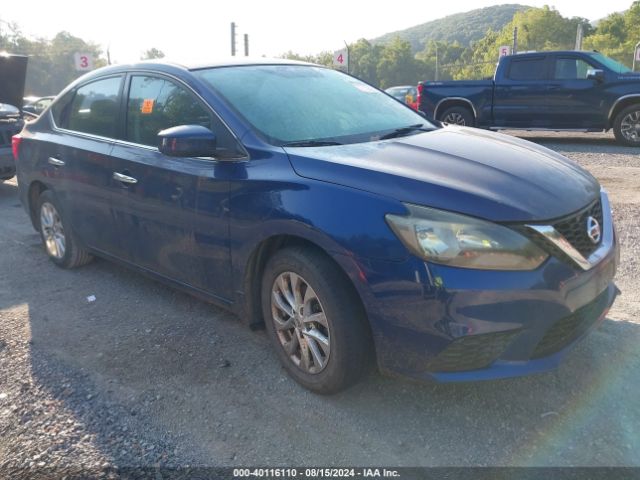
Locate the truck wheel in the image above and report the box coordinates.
[613,105,640,147]
[439,106,474,126]
[37,190,93,269]
[261,247,372,394]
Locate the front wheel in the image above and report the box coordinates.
[37,190,93,269]
[613,105,640,146]
[261,247,372,394]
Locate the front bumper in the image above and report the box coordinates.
[344,194,619,383]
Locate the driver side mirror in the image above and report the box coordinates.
[586,68,605,82]
[158,125,217,158]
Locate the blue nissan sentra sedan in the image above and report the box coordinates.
[13,59,618,393]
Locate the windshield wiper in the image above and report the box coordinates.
[379,124,432,140]
[281,140,343,147]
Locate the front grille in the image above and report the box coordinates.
[426,329,521,372]
[552,199,604,258]
[531,289,610,359]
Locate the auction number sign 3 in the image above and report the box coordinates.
[74,53,94,71]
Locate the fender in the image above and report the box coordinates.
[607,94,640,125]
[434,97,478,120]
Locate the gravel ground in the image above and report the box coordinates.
[1,130,639,474]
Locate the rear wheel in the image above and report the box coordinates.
[613,104,640,146]
[261,247,372,394]
[439,105,474,126]
[37,190,93,269]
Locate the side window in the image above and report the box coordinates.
[507,58,547,81]
[554,58,593,80]
[51,91,75,127]
[126,75,243,158]
[66,76,122,138]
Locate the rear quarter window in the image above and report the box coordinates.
[51,91,75,127]
[66,76,123,138]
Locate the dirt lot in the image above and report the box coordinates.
[1,130,639,471]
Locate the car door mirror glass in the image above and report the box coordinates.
[157,125,217,158]
[586,69,604,82]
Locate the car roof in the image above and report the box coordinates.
[63,57,320,92]
[505,50,596,59]
[84,57,315,76]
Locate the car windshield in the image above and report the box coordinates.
[194,65,433,145]
[588,52,633,74]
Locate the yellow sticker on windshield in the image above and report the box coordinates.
[141,99,154,114]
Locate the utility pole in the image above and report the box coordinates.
[244,34,249,57]
[435,44,439,81]
[230,22,237,56]
[512,26,518,55]
[634,41,640,72]
[575,24,584,51]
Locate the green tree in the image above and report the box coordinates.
[348,39,384,85]
[375,37,423,88]
[583,1,640,68]
[416,40,466,80]
[454,6,593,80]
[141,47,165,60]
[279,50,332,66]
[0,22,106,95]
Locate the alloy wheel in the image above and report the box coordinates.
[620,110,640,143]
[271,271,331,374]
[40,202,66,259]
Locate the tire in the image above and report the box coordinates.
[261,247,372,394]
[613,104,640,147]
[438,105,474,126]
[37,190,93,269]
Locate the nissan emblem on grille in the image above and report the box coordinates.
[587,216,601,244]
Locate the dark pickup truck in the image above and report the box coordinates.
[0,54,28,181]
[418,50,640,146]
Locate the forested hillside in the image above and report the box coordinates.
[285,2,639,87]
[371,4,529,52]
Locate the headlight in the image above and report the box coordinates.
[386,204,548,270]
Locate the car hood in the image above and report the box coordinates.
[284,126,600,222]
[0,54,28,113]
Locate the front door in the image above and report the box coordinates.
[108,74,236,301]
[544,56,606,128]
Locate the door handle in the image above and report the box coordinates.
[113,172,138,185]
[48,157,65,166]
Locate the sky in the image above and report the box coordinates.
[0,0,635,64]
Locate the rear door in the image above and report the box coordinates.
[492,55,552,127]
[544,55,606,128]
[108,73,239,300]
[50,75,125,255]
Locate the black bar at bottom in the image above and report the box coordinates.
[2,466,640,480]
